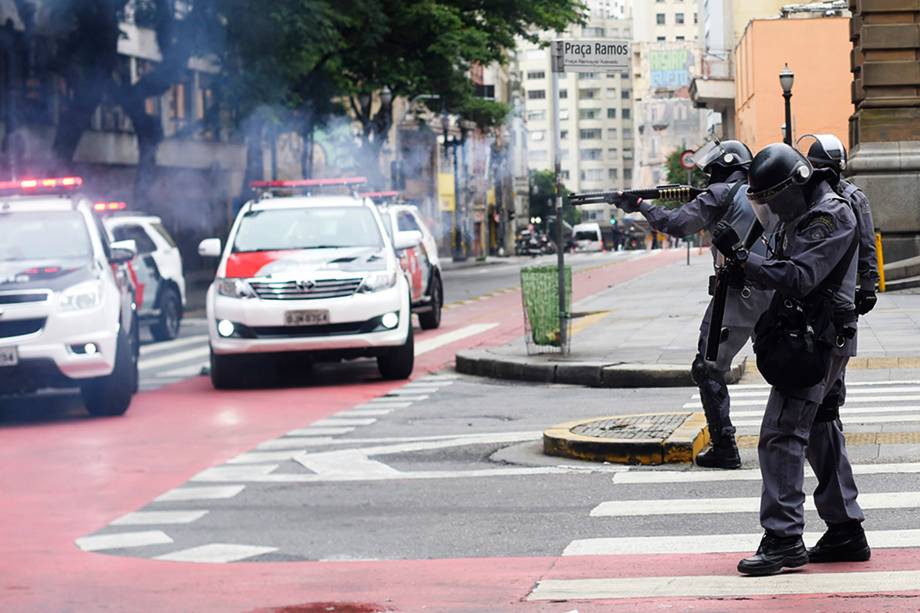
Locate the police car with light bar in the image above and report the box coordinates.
[98,202,187,342]
[0,177,140,416]
[198,178,420,388]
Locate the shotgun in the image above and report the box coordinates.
[570,184,706,207]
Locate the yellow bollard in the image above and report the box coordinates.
[875,231,886,292]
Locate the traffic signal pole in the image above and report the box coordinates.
[551,41,567,353]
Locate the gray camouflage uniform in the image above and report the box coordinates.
[742,180,864,537]
[638,169,773,444]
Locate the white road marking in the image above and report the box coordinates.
[191,465,279,482]
[528,571,920,601]
[286,426,355,436]
[613,462,920,485]
[370,396,428,403]
[228,450,309,464]
[338,408,393,417]
[194,465,617,483]
[312,417,377,427]
[693,385,920,400]
[155,486,245,502]
[355,402,412,409]
[140,335,207,357]
[139,346,210,371]
[730,405,920,419]
[563,529,920,556]
[391,387,441,394]
[296,449,402,479]
[723,380,920,391]
[257,437,337,450]
[155,543,277,563]
[684,395,920,409]
[76,530,173,552]
[414,323,499,355]
[591,491,920,517]
[734,414,920,427]
[111,510,209,525]
[417,375,459,382]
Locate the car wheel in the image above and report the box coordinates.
[81,327,137,417]
[418,274,443,330]
[151,287,182,342]
[210,349,247,390]
[377,323,414,380]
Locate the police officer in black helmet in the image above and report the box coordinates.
[713,143,869,576]
[614,140,776,469]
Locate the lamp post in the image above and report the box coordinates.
[779,64,794,146]
[442,111,466,261]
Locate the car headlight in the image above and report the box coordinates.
[217,278,257,299]
[59,281,103,312]
[359,270,397,293]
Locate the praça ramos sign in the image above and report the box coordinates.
[552,39,631,73]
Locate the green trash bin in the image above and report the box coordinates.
[520,265,572,354]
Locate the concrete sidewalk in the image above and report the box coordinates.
[456,253,920,387]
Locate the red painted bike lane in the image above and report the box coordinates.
[5,249,823,613]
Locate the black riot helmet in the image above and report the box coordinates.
[747,143,814,222]
[799,133,847,171]
[692,139,753,183]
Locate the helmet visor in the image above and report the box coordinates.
[691,141,723,171]
[798,133,846,170]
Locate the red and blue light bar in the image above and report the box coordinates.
[360,190,401,200]
[250,177,368,190]
[93,201,128,212]
[0,176,83,194]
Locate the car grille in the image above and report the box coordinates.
[248,278,363,300]
[247,318,381,338]
[0,292,50,305]
[0,318,46,338]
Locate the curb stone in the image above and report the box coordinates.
[455,350,745,388]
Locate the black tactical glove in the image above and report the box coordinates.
[614,192,642,213]
[855,289,878,315]
[711,220,741,260]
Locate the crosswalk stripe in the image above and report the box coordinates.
[684,395,920,409]
[139,335,207,357]
[257,437,336,450]
[287,426,355,436]
[591,491,920,517]
[722,380,920,391]
[228,450,305,464]
[528,570,920,601]
[111,510,208,525]
[338,408,393,417]
[371,396,428,403]
[157,362,208,378]
[694,385,920,400]
[731,405,920,419]
[734,414,920,427]
[312,417,377,427]
[139,346,210,371]
[76,530,174,552]
[155,543,277,563]
[355,402,412,409]
[612,462,920,485]
[563,528,920,556]
[155,486,245,502]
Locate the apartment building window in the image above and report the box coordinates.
[609,168,619,180]
[656,13,665,25]
[560,109,570,120]
[623,148,634,159]
[580,148,603,161]
[559,89,568,99]
[622,108,631,119]
[580,129,602,140]
[560,170,571,180]
[579,108,600,120]
[657,36,666,41]
[579,89,599,99]
[560,130,568,140]
[621,89,631,99]
[607,108,617,119]
[607,128,618,139]
[560,149,570,160]
[623,128,633,139]
[676,36,685,41]
[676,13,685,24]
[531,130,545,141]
[579,72,599,80]
[694,12,698,24]
[526,70,545,80]
[606,88,617,99]
[527,89,546,100]
[527,110,546,121]
[608,147,619,156]
[583,26,605,37]
[624,168,632,180]
[529,150,548,161]
[581,169,604,181]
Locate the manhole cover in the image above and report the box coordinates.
[570,414,687,440]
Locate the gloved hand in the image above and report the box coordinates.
[855,288,877,315]
[711,220,741,260]
[614,192,642,213]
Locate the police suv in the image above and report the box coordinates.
[199,178,420,389]
[100,204,186,341]
[0,177,140,416]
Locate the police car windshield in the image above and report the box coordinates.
[233,206,383,253]
[0,211,93,261]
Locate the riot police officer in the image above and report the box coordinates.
[714,143,868,576]
[615,140,774,469]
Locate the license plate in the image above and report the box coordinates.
[285,310,330,326]
[0,347,18,367]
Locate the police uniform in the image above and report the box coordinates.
[638,169,773,453]
[742,180,863,540]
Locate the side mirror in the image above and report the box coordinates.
[109,240,137,265]
[393,230,422,251]
[198,238,222,258]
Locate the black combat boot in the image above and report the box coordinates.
[808,521,871,563]
[696,435,741,469]
[737,532,809,576]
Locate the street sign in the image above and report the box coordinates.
[679,149,696,171]
[552,39,631,74]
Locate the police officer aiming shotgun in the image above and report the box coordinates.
[712,143,868,576]
[574,140,775,470]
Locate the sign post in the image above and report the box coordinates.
[550,39,631,352]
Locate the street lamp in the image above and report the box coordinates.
[380,86,393,107]
[779,64,794,146]
[441,111,466,261]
